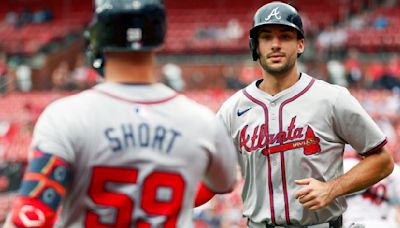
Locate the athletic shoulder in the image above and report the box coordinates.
[177,94,219,123]
[40,90,94,118]
[306,74,353,105]
[310,74,349,96]
[218,88,246,114]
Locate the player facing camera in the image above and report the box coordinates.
[249,1,305,61]
[217,1,394,227]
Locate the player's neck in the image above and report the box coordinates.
[104,52,156,84]
[259,68,300,96]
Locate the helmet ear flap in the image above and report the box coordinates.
[84,29,105,77]
[249,38,259,61]
[85,46,105,77]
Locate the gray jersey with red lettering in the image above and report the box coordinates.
[217,73,386,226]
[31,82,237,227]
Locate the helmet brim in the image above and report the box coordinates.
[249,21,304,39]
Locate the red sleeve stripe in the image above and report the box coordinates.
[25,173,66,196]
[363,139,387,156]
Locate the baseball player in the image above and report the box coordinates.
[216,1,394,227]
[343,153,400,228]
[4,0,237,227]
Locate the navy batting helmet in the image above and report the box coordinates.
[249,1,304,61]
[86,0,166,75]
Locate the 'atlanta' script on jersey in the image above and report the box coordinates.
[239,116,321,155]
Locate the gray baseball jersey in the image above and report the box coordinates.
[30,82,237,227]
[217,73,387,226]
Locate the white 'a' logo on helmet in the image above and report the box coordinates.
[265,7,281,21]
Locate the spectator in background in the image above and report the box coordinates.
[22,101,45,133]
[70,54,98,89]
[365,61,385,89]
[349,12,368,31]
[161,63,185,92]
[376,55,400,90]
[4,11,18,26]
[32,7,53,24]
[330,27,348,55]
[239,62,261,84]
[373,16,389,30]
[0,52,8,96]
[327,59,348,87]
[316,26,334,53]
[195,25,209,40]
[378,70,400,91]
[16,8,33,28]
[15,65,32,92]
[299,13,316,36]
[225,19,243,40]
[345,50,363,88]
[316,25,347,58]
[51,61,70,91]
[194,25,226,40]
[222,66,245,90]
[0,120,12,157]
[195,19,243,41]
[387,54,400,79]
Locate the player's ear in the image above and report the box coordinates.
[250,38,259,61]
[297,39,305,55]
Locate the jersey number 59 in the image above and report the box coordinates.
[85,166,185,227]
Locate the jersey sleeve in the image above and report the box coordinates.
[30,101,79,163]
[202,118,237,193]
[331,88,386,155]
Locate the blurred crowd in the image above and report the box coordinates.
[315,0,400,57]
[0,51,98,95]
[4,7,53,28]
[51,54,98,91]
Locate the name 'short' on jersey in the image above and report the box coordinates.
[104,122,182,153]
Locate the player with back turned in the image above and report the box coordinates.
[216,1,394,228]
[4,0,237,227]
